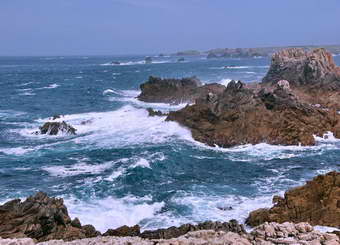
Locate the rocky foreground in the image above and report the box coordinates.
[246,171,340,228]
[0,172,339,244]
[138,48,340,147]
[1,222,339,245]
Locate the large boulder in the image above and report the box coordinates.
[39,121,76,135]
[137,76,226,104]
[167,80,340,147]
[263,48,340,88]
[246,171,340,228]
[0,192,100,242]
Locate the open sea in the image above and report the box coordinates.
[0,54,339,232]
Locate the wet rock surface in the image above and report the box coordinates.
[39,121,76,135]
[137,76,226,104]
[146,108,167,117]
[246,171,340,228]
[0,192,100,242]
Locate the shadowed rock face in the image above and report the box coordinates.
[0,192,100,242]
[102,220,245,240]
[246,171,340,228]
[140,220,245,240]
[263,48,340,89]
[167,80,340,147]
[137,76,226,105]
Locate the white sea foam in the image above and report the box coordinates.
[314,131,340,143]
[172,193,273,226]
[107,90,188,111]
[100,60,170,66]
[0,147,33,156]
[23,105,192,149]
[130,158,151,169]
[35,83,60,90]
[218,78,232,87]
[42,160,115,177]
[65,196,164,232]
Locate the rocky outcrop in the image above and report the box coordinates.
[103,225,140,237]
[39,122,76,135]
[140,220,245,239]
[263,48,340,89]
[246,171,340,228]
[167,80,340,147]
[137,76,226,104]
[2,222,339,244]
[146,108,167,117]
[0,192,100,242]
[102,220,245,240]
[262,48,340,110]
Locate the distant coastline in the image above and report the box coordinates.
[171,44,340,58]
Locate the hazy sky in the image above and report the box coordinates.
[1,0,340,56]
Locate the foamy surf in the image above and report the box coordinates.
[64,195,164,232]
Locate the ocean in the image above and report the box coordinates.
[0,54,339,232]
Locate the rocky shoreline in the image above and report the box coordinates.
[138,48,340,147]
[1,171,339,244]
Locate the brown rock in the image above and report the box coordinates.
[103,225,140,237]
[137,76,226,105]
[263,48,340,87]
[140,220,245,239]
[0,192,100,242]
[167,80,340,147]
[246,171,340,228]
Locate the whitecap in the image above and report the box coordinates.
[172,193,273,227]
[65,195,164,232]
[42,160,115,177]
[130,158,151,169]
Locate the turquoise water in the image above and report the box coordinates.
[0,55,339,232]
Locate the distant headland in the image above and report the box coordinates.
[170,45,340,58]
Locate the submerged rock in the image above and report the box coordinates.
[39,121,76,135]
[144,57,152,64]
[0,192,100,242]
[246,171,340,228]
[137,76,225,104]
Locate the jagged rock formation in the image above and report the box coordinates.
[2,222,339,244]
[0,192,100,242]
[38,122,76,135]
[146,108,167,117]
[167,80,340,147]
[102,220,245,240]
[137,76,226,104]
[246,171,340,228]
[263,48,340,88]
[140,220,245,239]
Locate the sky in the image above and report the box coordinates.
[1,0,339,56]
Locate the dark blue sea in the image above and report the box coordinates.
[0,54,339,232]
